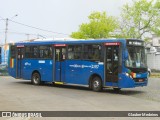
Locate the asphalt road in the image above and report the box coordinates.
[0,77,160,119]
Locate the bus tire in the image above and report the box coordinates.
[91,77,102,92]
[31,72,41,85]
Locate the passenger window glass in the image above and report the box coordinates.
[25,46,32,58]
[25,45,52,59]
[68,45,82,59]
[25,46,38,58]
[33,46,38,58]
[39,46,52,59]
[83,45,101,61]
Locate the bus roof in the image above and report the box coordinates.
[15,38,127,45]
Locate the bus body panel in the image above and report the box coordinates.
[118,73,148,88]
[65,60,104,85]
[8,58,17,78]
[22,59,53,82]
[118,74,135,88]
[105,82,118,87]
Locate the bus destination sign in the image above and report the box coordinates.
[127,41,144,46]
[104,42,120,46]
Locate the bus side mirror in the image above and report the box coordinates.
[124,50,128,60]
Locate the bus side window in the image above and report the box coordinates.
[83,44,101,61]
[68,47,73,59]
[67,45,82,60]
[25,46,31,58]
[33,46,38,58]
[39,46,52,59]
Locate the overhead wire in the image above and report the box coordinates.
[7,31,40,36]
[8,19,69,36]
[0,15,69,36]
[0,29,48,38]
[7,31,51,38]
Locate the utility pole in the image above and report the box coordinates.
[3,18,9,64]
[26,34,30,40]
[4,18,8,45]
[4,15,18,64]
[4,14,18,44]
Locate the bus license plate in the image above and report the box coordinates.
[139,79,143,82]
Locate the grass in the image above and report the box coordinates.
[0,70,8,76]
[150,72,160,78]
[0,66,8,76]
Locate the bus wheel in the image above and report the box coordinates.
[31,72,41,85]
[91,77,102,92]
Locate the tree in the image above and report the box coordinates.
[152,0,160,36]
[71,11,119,39]
[119,0,160,40]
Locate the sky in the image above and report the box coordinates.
[0,0,132,44]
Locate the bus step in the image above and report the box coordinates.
[54,82,64,85]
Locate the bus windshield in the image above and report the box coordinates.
[125,46,147,68]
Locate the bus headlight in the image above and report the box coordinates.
[125,73,133,79]
[125,73,129,76]
[129,75,133,79]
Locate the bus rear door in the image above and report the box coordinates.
[104,42,120,87]
[53,44,66,83]
[16,45,24,78]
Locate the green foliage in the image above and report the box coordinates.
[71,11,119,39]
[119,0,160,39]
[152,0,160,36]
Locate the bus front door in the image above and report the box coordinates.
[54,46,66,83]
[105,43,120,86]
[16,46,24,78]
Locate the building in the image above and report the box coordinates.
[146,34,160,70]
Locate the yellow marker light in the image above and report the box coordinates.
[54,82,64,85]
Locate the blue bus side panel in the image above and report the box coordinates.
[105,82,118,87]
[65,60,104,85]
[23,59,53,81]
[8,59,16,78]
[65,60,83,84]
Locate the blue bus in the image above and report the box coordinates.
[8,39,148,91]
